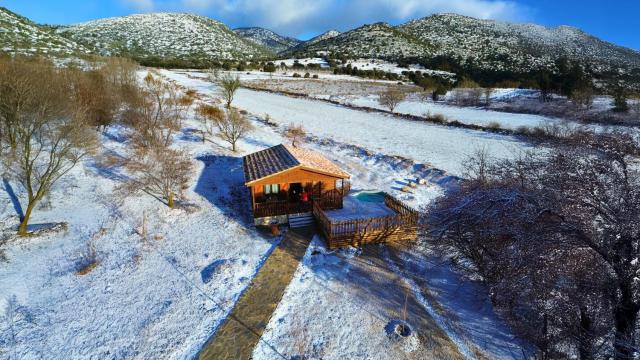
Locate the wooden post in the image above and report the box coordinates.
[250,186,256,212]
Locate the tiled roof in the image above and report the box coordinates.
[283,144,350,179]
[243,144,349,184]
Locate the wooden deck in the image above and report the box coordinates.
[313,193,419,249]
[253,188,346,218]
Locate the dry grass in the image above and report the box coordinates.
[75,240,99,276]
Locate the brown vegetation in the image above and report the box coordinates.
[213,108,253,152]
[430,129,640,359]
[378,88,407,113]
[285,123,306,147]
[0,57,101,235]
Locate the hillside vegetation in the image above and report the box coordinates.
[0,7,89,56]
[58,13,272,65]
[234,27,301,53]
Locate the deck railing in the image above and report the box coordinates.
[313,193,419,249]
[254,201,312,218]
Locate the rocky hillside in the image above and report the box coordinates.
[400,13,640,74]
[305,30,341,46]
[288,13,640,81]
[58,13,271,61]
[285,23,429,59]
[0,7,89,56]
[234,27,300,54]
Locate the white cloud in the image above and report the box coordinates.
[122,0,530,37]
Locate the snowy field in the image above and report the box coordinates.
[162,70,532,177]
[0,67,533,359]
[235,74,583,130]
[275,57,330,68]
[340,94,568,130]
[0,119,284,358]
[340,58,456,79]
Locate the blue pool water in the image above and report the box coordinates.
[354,191,385,203]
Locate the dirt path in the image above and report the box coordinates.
[353,244,468,359]
[198,226,314,360]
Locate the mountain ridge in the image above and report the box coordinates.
[57,12,271,61]
[233,27,301,54]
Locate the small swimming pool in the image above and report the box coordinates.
[353,191,385,203]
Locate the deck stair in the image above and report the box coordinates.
[289,212,314,228]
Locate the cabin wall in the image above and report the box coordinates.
[250,168,341,201]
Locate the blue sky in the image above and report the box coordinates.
[3,0,639,50]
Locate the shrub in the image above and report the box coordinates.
[431,114,448,124]
[263,62,276,73]
[486,121,502,130]
[312,74,319,79]
[292,73,301,78]
[304,72,310,78]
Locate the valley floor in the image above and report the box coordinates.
[1,68,533,359]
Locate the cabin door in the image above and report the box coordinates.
[289,183,303,202]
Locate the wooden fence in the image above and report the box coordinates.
[254,201,312,218]
[313,193,419,249]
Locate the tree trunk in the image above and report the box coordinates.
[232,141,236,152]
[17,200,36,236]
[578,307,593,360]
[614,284,639,360]
[167,192,174,209]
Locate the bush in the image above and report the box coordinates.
[486,121,502,130]
[263,62,276,73]
[312,74,319,79]
[428,113,448,124]
[304,72,310,78]
[613,89,629,113]
[292,73,301,78]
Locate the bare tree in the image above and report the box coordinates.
[117,145,193,208]
[125,72,182,148]
[0,59,97,235]
[218,74,241,109]
[378,88,406,113]
[430,130,640,359]
[67,67,120,132]
[195,103,224,142]
[571,86,594,111]
[285,123,306,147]
[214,108,253,152]
[461,146,491,183]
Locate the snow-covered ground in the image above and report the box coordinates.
[275,57,330,68]
[324,194,395,221]
[340,94,568,130]
[341,58,456,79]
[162,69,530,358]
[1,68,533,359]
[162,70,532,177]
[0,120,285,359]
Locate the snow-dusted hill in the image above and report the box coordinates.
[233,27,300,54]
[400,13,640,73]
[286,23,429,59]
[58,13,271,61]
[305,30,341,46]
[0,7,89,56]
[289,13,640,78]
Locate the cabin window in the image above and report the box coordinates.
[264,184,280,195]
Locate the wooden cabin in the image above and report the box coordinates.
[243,144,350,226]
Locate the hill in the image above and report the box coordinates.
[0,7,89,56]
[285,23,429,59]
[234,27,301,53]
[399,13,640,74]
[58,13,272,64]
